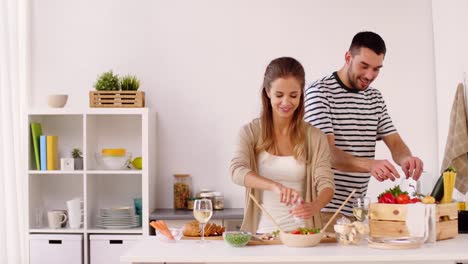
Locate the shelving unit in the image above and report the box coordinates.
[27,108,156,264]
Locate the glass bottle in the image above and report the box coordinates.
[173,174,192,209]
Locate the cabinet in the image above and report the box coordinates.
[27,108,156,264]
[90,235,140,264]
[30,234,83,264]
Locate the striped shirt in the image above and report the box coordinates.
[304,72,397,216]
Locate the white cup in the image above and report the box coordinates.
[67,198,83,229]
[48,211,67,229]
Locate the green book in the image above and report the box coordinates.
[30,122,42,170]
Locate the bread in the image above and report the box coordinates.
[183,221,225,237]
[183,221,200,237]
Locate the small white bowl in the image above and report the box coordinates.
[95,152,132,170]
[48,94,68,108]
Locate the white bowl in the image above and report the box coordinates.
[47,94,68,108]
[95,152,132,170]
[279,231,323,247]
[156,227,183,242]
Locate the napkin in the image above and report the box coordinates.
[405,203,436,243]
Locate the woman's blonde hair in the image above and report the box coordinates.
[257,57,307,161]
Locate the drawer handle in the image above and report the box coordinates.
[109,240,123,244]
[49,240,62,244]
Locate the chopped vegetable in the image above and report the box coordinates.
[290,227,320,235]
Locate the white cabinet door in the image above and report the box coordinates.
[90,235,141,264]
[30,234,82,264]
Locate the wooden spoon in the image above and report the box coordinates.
[320,189,356,234]
[249,189,356,235]
[249,193,285,233]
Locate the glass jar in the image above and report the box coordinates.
[212,192,224,210]
[187,197,196,210]
[200,192,214,206]
[173,174,192,209]
[196,188,212,199]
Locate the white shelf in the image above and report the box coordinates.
[30,228,84,233]
[27,109,156,264]
[29,170,142,174]
[29,170,84,174]
[87,170,142,174]
[86,228,143,234]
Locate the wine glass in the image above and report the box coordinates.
[193,198,213,243]
[352,197,371,222]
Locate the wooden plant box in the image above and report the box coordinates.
[89,91,145,108]
[369,203,458,241]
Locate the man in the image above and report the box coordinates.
[304,31,423,224]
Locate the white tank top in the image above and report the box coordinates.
[256,151,306,234]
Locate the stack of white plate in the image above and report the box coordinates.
[96,207,140,229]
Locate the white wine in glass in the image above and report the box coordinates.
[193,199,213,242]
[352,197,370,222]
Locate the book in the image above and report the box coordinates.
[40,135,47,171]
[46,135,58,170]
[30,123,42,170]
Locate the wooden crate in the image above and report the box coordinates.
[369,203,458,241]
[89,91,145,108]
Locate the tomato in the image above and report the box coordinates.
[291,230,301,235]
[396,194,410,204]
[410,197,420,203]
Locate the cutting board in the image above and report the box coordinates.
[181,235,223,240]
[182,233,337,244]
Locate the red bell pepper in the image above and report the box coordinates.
[378,193,396,204]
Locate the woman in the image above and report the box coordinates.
[230,57,335,234]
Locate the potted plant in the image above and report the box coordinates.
[90,70,145,108]
[72,148,83,170]
[93,70,120,91]
[120,75,140,91]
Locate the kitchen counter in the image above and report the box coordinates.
[121,234,468,263]
[149,208,243,220]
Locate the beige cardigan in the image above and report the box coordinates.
[230,119,335,233]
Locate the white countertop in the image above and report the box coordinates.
[121,234,468,263]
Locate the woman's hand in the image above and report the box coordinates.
[290,200,322,219]
[271,183,300,206]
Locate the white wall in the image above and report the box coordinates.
[432,0,468,170]
[30,0,438,208]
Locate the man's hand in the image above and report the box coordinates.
[272,183,300,206]
[290,200,322,219]
[370,160,400,182]
[400,156,424,180]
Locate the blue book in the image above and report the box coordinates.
[40,135,47,171]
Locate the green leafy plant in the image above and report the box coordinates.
[120,75,140,91]
[71,148,82,158]
[94,70,120,91]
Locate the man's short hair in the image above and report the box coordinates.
[349,31,386,56]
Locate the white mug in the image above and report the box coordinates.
[48,211,67,229]
[67,198,83,229]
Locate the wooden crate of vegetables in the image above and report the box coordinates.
[369,183,458,241]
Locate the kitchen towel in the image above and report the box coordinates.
[406,203,436,243]
[441,83,468,193]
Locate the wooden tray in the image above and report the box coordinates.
[182,233,337,244]
[181,235,223,240]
